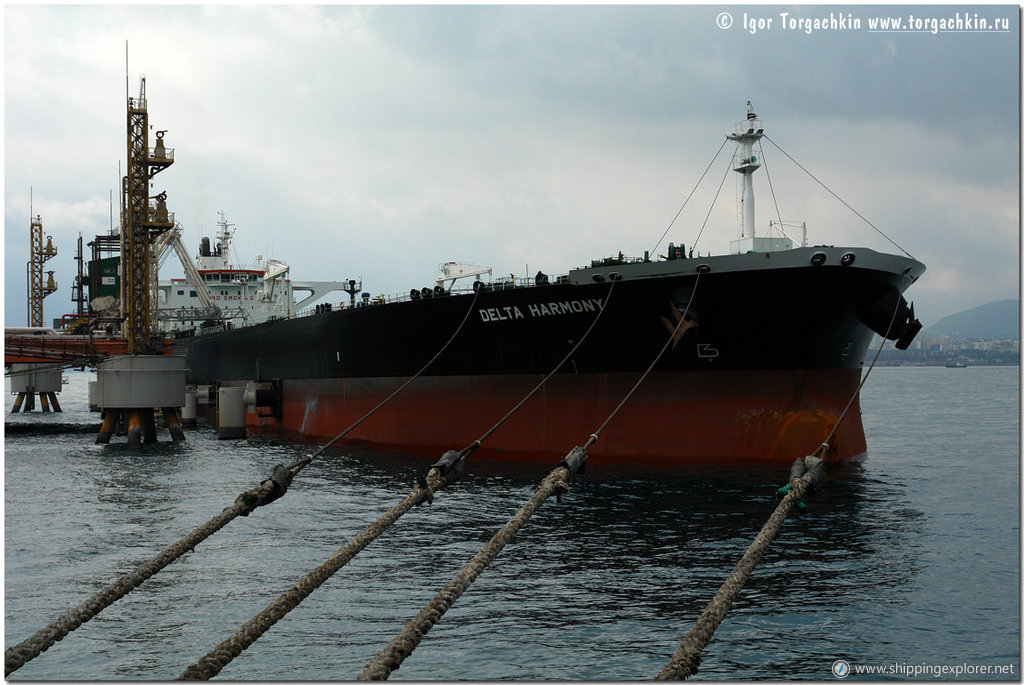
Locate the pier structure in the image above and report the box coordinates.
[93,354,187,444]
[5,330,134,414]
[10,214,64,412]
[8,363,62,413]
[92,74,187,445]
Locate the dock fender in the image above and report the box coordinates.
[244,379,283,420]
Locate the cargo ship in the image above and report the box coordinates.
[174,105,925,464]
[156,211,353,333]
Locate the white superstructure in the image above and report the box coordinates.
[157,212,349,331]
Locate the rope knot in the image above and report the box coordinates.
[234,489,260,514]
[552,479,569,503]
[415,467,449,506]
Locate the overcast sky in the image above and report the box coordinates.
[4,4,1019,330]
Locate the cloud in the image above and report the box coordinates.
[4,4,1019,329]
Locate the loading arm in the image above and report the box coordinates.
[157,227,220,313]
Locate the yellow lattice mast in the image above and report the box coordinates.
[120,75,174,353]
[27,213,58,327]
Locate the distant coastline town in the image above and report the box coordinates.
[871,333,1020,366]
[869,298,1020,366]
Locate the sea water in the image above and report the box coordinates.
[4,366,1019,680]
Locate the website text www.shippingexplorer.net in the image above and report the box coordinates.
[831,659,1017,679]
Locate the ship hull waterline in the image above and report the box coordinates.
[235,367,866,465]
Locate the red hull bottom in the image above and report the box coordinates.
[245,369,867,466]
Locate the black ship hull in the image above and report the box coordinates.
[175,246,924,464]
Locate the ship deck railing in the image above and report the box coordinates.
[171,252,654,339]
[294,272,576,318]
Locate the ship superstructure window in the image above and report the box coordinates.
[177,290,184,295]
[190,291,197,297]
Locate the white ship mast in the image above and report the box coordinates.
[727,102,794,255]
[197,211,236,271]
[728,101,763,240]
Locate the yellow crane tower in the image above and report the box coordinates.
[121,75,174,353]
[27,214,58,327]
[13,213,62,414]
[93,73,187,446]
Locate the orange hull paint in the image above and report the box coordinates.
[247,368,866,465]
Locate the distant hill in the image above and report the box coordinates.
[922,299,1020,339]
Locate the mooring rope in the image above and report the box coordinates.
[358,446,588,681]
[654,456,825,681]
[5,287,483,677]
[174,282,614,679]
[655,295,906,680]
[286,285,483,477]
[177,465,457,680]
[4,469,291,676]
[588,270,702,448]
[355,273,703,680]
[454,278,617,464]
[813,295,906,461]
